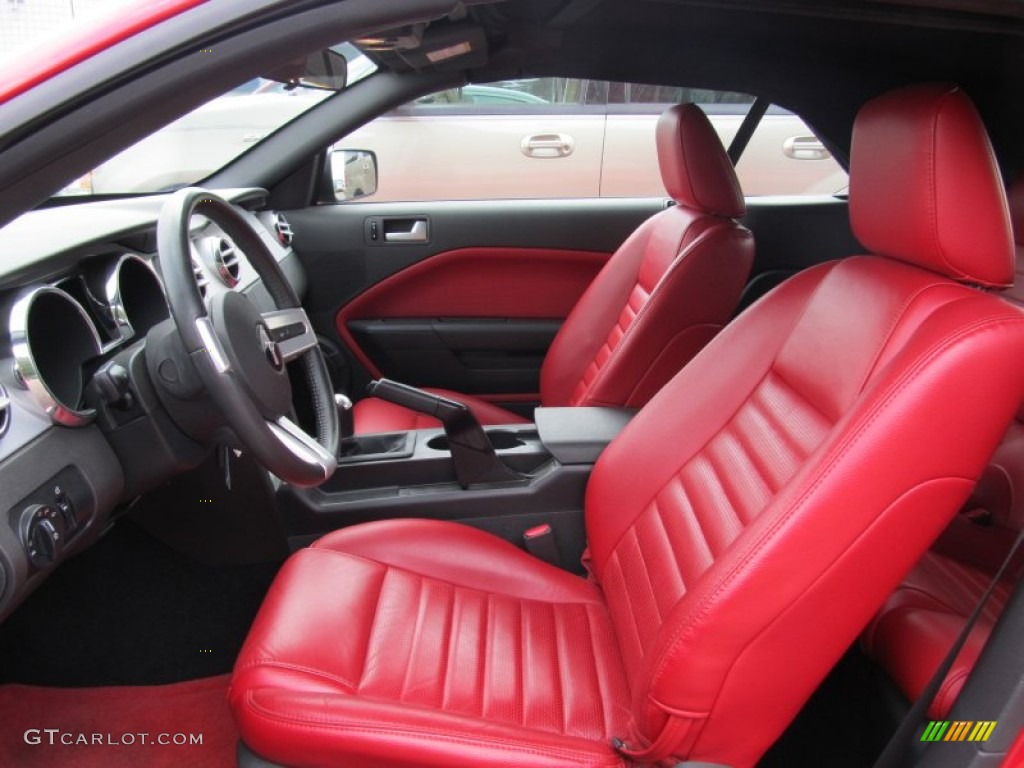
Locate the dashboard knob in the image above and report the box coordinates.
[20,504,60,568]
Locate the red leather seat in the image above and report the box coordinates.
[862,550,1019,719]
[862,174,1024,718]
[353,103,754,433]
[230,84,1024,768]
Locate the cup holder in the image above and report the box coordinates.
[427,429,525,452]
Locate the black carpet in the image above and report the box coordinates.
[758,648,902,767]
[0,519,280,687]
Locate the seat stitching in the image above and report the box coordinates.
[676,474,976,752]
[551,602,568,737]
[244,691,624,764]
[441,584,461,711]
[622,320,733,406]
[398,572,426,702]
[515,598,525,728]
[595,262,838,563]
[581,603,611,738]
[577,221,730,406]
[629,524,663,624]
[308,546,602,605]
[234,660,359,691]
[854,281,956,397]
[652,312,1024,690]
[607,551,644,660]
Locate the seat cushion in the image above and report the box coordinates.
[352,388,529,434]
[861,551,1015,718]
[230,519,631,768]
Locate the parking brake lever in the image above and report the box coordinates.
[365,379,523,489]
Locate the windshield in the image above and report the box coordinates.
[54,43,376,198]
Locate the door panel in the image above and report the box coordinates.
[349,317,562,394]
[334,246,609,387]
[285,199,658,397]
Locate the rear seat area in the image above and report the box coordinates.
[861,176,1024,718]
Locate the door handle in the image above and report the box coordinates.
[521,133,575,158]
[782,136,831,160]
[383,219,428,243]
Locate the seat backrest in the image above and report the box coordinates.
[584,84,1024,767]
[539,104,754,409]
[955,174,1024,548]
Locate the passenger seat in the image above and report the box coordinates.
[861,175,1024,717]
[352,104,755,433]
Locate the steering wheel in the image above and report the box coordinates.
[157,188,338,487]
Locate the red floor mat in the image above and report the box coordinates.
[0,675,237,767]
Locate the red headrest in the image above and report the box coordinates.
[849,83,1013,287]
[657,104,745,218]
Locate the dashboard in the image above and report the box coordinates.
[0,188,304,622]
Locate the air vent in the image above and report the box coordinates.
[212,237,241,288]
[0,382,10,438]
[192,257,209,299]
[273,214,293,247]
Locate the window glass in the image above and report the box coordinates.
[337,79,846,202]
[54,42,375,197]
[735,112,848,196]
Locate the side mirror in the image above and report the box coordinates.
[330,149,378,201]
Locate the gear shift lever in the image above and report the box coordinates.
[334,393,354,445]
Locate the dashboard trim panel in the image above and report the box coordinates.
[9,285,101,427]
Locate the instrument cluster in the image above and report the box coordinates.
[9,253,169,427]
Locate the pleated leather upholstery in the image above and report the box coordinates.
[599,368,833,675]
[231,520,631,768]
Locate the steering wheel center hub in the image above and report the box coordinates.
[210,290,291,418]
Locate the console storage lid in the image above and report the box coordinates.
[534,407,636,465]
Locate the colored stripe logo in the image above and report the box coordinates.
[921,721,997,742]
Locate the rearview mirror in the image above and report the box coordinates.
[264,48,348,92]
[330,149,378,201]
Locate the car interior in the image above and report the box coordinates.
[0,1,1022,767]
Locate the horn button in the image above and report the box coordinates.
[209,291,292,418]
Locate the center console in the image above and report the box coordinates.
[278,380,635,572]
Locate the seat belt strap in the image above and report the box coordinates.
[873,525,1024,768]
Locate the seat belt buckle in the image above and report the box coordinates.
[523,524,562,568]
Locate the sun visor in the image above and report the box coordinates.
[358,22,488,72]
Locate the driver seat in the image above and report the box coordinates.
[229,84,1024,767]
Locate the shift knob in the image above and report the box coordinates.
[334,393,354,440]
